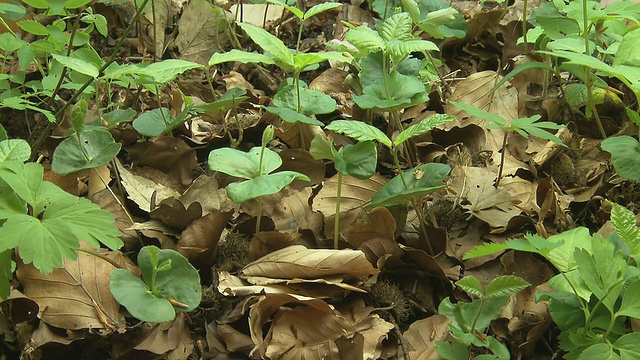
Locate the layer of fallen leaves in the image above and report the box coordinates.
[2,0,637,359]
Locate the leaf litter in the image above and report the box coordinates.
[4,0,638,359]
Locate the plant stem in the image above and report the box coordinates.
[334,172,343,250]
[392,149,408,189]
[582,0,606,139]
[523,0,529,54]
[256,196,263,234]
[30,0,152,161]
[415,202,434,255]
[495,131,507,188]
[76,248,123,269]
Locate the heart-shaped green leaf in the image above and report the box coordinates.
[51,128,121,175]
[334,141,377,179]
[209,146,282,179]
[227,171,310,203]
[370,163,450,207]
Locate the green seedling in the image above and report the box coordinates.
[324,114,453,254]
[209,2,349,146]
[465,203,640,358]
[450,101,565,187]
[436,275,529,360]
[110,245,202,323]
[310,136,377,249]
[0,138,123,300]
[208,126,310,233]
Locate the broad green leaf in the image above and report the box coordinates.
[51,53,99,78]
[617,280,640,318]
[0,161,42,205]
[438,296,507,332]
[456,276,483,298]
[42,194,123,251]
[325,120,392,148]
[109,269,176,323]
[139,59,203,84]
[2,97,55,123]
[102,108,137,125]
[614,28,640,66]
[611,203,640,255]
[614,333,640,358]
[435,339,469,360]
[227,171,309,203]
[395,114,454,146]
[601,136,640,182]
[65,0,93,9]
[0,139,30,163]
[132,108,173,137]
[0,213,79,273]
[263,106,324,126]
[309,135,334,161]
[418,7,467,39]
[0,182,26,219]
[576,343,616,360]
[536,290,584,331]
[485,275,529,299]
[209,146,282,179]
[546,227,592,272]
[138,246,201,312]
[208,49,275,66]
[70,98,87,134]
[370,163,450,207]
[303,2,341,20]
[273,85,336,116]
[336,141,377,179]
[239,22,294,70]
[345,26,385,53]
[0,250,12,300]
[293,52,327,70]
[0,2,26,19]
[353,71,427,111]
[51,128,121,175]
[380,12,413,42]
[400,0,419,22]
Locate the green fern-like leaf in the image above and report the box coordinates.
[387,39,439,60]
[394,114,454,146]
[325,120,392,148]
[485,275,529,299]
[611,203,640,255]
[380,12,413,42]
[346,26,385,54]
[456,276,484,298]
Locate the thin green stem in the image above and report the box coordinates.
[334,172,343,250]
[470,298,486,336]
[392,149,408,189]
[30,0,152,161]
[582,0,606,139]
[256,196,263,234]
[523,0,529,54]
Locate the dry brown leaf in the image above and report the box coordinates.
[16,244,126,333]
[240,245,377,282]
[336,298,395,360]
[404,315,451,360]
[344,207,396,248]
[126,136,197,188]
[134,313,194,359]
[249,231,302,262]
[178,211,232,267]
[90,188,140,251]
[179,175,235,215]
[249,294,355,360]
[175,0,230,65]
[450,166,521,229]
[262,187,324,234]
[116,159,181,213]
[142,0,170,57]
[206,322,254,357]
[278,149,326,187]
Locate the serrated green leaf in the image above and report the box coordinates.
[42,194,123,251]
[325,120,392,148]
[239,22,294,70]
[345,26,385,53]
[450,101,506,126]
[456,276,483,297]
[209,146,282,179]
[617,280,640,318]
[380,12,413,41]
[227,171,309,203]
[0,213,79,273]
[394,114,454,146]
[611,203,640,255]
[138,59,203,84]
[17,19,49,36]
[0,139,30,163]
[387,39,438,59]
[485,275,529,299]
[267,0,303,19]
[464,233,562,259]
[303,2,341,20]
[614,332,640,358]
[263,106,324,126]
[208,49,275,66]
[51,128,121,175]
[51,53,99,78]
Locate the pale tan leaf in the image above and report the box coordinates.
[404,315,451,360]
[16,243,126,333]
[175,0,231,65]
[240,245,378,282]
[313,174,387,216]
[115,159,180,212]
[142,0,170,57]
